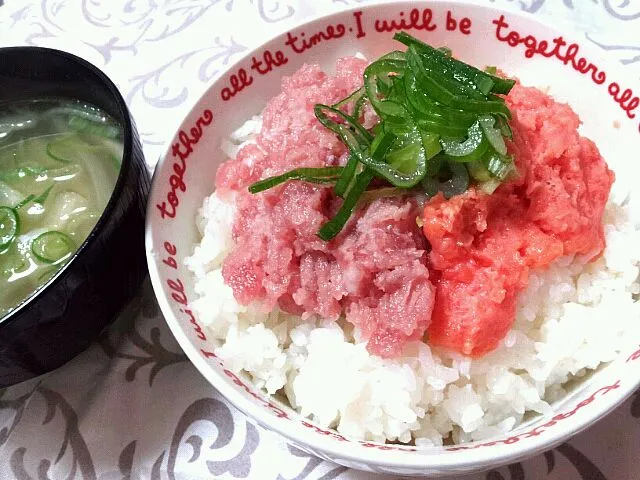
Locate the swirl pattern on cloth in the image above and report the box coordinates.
[0,0,639,478]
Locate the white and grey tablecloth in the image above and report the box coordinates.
[1,1,639,479]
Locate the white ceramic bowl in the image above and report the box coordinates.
[146,1,640,476]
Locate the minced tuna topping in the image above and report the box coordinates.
[215,58,613,359]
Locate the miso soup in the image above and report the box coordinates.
[0,99,123,317]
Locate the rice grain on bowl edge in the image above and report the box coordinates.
[184,58,640,446]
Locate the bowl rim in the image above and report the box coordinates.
[0,46,135,327]
[145,0,640,471]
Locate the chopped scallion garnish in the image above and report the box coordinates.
[247,33,517,240]
[0,206,19,251]
[248,167,344,194]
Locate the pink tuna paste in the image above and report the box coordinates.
[215,58,613,359]
[215,58,435,358]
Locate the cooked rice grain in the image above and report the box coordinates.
[185,119,640,445]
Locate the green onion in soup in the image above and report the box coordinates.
[0,99,123,318]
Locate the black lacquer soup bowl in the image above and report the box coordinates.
[0,47,150,387]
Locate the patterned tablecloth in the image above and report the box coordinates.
[1,1,639,479]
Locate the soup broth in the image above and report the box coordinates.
[0,99,123,318]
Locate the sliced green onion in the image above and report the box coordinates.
[0,206,19,251]
[395,32,494,95]
[466,161,492,182]
[420,159,469,199]
[68,116,120,138]
[440,121,488,161]
[478,115,507,155]
[0,166,47,183]
[414,49,487,100]
[386,142,422,172]
[332,87,369,123]
[421,177,439,198]
[363,58,408,119]
[443,141,489,163]
[483,153,514,180]
[318,102,426,188]
[378,50,407,62]
[441,161,470,198]
[334,153,360,198]
[406,47,512,117]
[30,231,75,264]
[333,87,365,109]
[496,115,513,140]
[314,104,373,147]
[425,151,445,177]
[394,32,515,94]
[414,118,469,137]
[376,76,393,97]
[248,167,344,194]
[479,178,502,194]
[420,132,443,160]
[353,97,367,120]
[318,168,374,241]
[14,194,36,210]
[404,72,477,126]
[486,77,516,95]
[371,132,396,160]
[364,129,427,187]
[46,137,75,163]
[375,100,407,118]
[46,105,108,124]
[33,184,54,205]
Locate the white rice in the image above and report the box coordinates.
[184,118,640,446]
